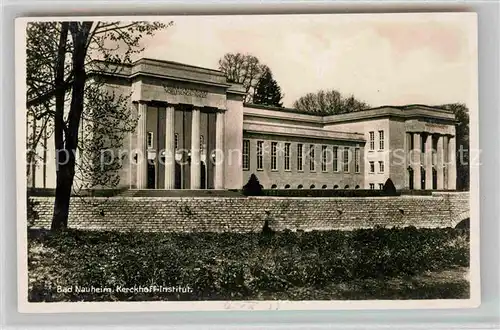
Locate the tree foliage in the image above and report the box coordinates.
[252,67,284,107]
[293,89,370,115]
[218,53,269,103]
[26,21,170,230]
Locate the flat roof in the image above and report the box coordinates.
[244,103,456,124]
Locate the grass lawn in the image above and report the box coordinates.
[27,227,469,302]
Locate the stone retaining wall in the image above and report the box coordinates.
[28,192,470,232]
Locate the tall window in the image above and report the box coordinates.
[369,131,375,150]
[147,132,153,149]
[271,142,278,171]
[256,141,264,170]
[284,143,291,171]
[343,147,350,172]
[369,161,375,173]
[354,148,360,173]
[379,130,384,150]
[242,139,250,170]
[297,144,303,171]
[379,161,384,173]
[379,183,384,190]
[321,146,328,172]
[369,183,375,190]
[333,146,338,172]
[174,133,179,150]
[309,144,315,172]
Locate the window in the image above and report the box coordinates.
[310,184,316,189]
[369,161,375,173]
[369,183,375,190]
[200,135,205,152]
[297,184,303,189]
[321,146,328,172]
[256,141,264,170]
[271,184,277,189]
[355,185,360,189]
[297,144,303,171]
[378,130,384,150]
[333,146,339,172]
[284,184,290,189]
[378,161,384,173]
[354,148,360,173]
[271,142,278,171]
[174,133,179,150]
[369,131,375,150]
[344,185,350,189]
[379,183,384,190]
[242,139,250,170]
[333,185,339,189]
[147,132,153,149]
[284,143,291,171]
[309,144,315,171]
[343,147,350,172]
[322,185,328,189]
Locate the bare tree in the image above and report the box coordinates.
[293,89,370,115]
[218,53,268,103]
[26,21,171,231]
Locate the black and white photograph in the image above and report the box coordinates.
[17,13,479,312]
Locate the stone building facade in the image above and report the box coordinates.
[26,58,458,191]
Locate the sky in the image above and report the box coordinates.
[137,13,477,108]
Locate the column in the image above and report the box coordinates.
[404,132,411,189]
[424,134,433,190]
[443,135,449,189]
[136,102,148,189]
[436,135,445,189]
[448,135,457,190]
[412,133,421,190]
[164,105,175,189]
[214,111,225,189]
[190,107,201,189]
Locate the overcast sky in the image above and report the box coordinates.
[138,13,477,108]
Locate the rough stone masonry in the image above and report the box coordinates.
[27,192,470,233]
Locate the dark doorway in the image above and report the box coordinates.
[200,161,206,189]
[432,168,437,190]
[175,162,182,189]
[408,167,414,190]
[147,163,156,189]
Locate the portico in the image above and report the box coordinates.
[126,58,245,190]
[405,119,457,190]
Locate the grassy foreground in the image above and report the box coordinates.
[28,227,470,302]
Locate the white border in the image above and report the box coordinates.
[15,13,481,313]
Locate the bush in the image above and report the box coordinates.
[28,227,469,302]
[382,178,397,196]
[242,174,263,196]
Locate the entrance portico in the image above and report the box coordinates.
[128,58,245,190]
[405,119,457,190]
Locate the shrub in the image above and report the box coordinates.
[242,174,263,196]
[382,178,397,196]
[28,227,469,302]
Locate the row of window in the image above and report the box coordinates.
[147,132,205,152]
[243,140,361,173]
[269,184,361,189]
[368,130,385,151]
[369,183,385,190]
[368,161,385,173]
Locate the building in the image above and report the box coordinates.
[26,58,457,191]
